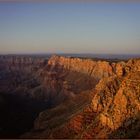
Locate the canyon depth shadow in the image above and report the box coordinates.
[0,92,50,138]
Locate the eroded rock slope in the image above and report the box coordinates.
[0,55,140,138]
[21,56,140,139]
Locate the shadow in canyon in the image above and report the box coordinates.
[0,60,101,138]
[0,92,50,138]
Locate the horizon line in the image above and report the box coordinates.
[0,53,140,55]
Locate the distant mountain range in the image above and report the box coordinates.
[1,53,140,59]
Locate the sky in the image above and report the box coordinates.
[0,2,140,54]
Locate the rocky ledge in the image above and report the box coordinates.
[17,56,140,139]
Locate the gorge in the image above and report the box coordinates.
[0,55,140,138]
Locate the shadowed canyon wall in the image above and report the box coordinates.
[0,55,140,138]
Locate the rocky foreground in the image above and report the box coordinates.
[0,55,140,138]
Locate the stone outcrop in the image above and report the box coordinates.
[33,55,115,105]
[21,57,140,139]
[0,55,140,139]
[47,55,113,79]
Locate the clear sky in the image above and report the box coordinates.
[0,2,140,54]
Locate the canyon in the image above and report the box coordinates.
[0,55,140,138]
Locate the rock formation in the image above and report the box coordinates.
[0,55,140,138]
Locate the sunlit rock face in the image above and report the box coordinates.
[1,55,114,104]
[47,55,114,79]
[21,57,140,139]
[37,55,115,106]
[0,55,140,139]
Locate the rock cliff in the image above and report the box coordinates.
[21,57,140,139]
[0,55,140,138]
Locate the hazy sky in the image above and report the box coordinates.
[0,2,140,54]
